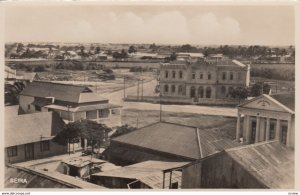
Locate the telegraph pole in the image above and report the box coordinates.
[141,79,144,100]
[123,76,126,98]
[137,79,140,101]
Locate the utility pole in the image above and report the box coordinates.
[137,79,140,101]
[141,79,144,100]
[123,76,126,98]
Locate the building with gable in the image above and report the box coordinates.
[19,81,122,128]
[236,93,295,148]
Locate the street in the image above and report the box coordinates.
[101,79,238,117]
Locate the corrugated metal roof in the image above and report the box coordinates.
[270,93,295,111]
[226,141,294,189]
[92,161,189,189]
[111,122,240,160]
[20,81,94,103]
[5,111,64,147]
[5,165,106,189]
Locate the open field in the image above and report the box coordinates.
[37,69,157,94]
[121,109,237,140]
[251,63,295,81]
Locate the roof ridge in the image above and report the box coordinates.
[32,80,90,88]
[196,128,203,158]
[160,121,197,129]
[225,140,279,152]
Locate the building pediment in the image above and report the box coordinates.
[239,95,294,114]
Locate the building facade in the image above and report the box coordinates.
[159,58,250,103]
[236,93,295,149]
[5,111,67,164]
[19,81,122,128]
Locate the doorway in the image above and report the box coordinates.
[25,143,34,161]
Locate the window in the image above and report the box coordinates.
[165,71,169,78]
[111,109,120,115]
[269,123,275,140]
[206,87,211,98]
[192,73,196,79]
[28,104,30,110]
[221,86,226,95]
[222,72,226,80]
[179,71,183,79]
[171,85,176,93]
[164,85,169,92]
[172,71,176,78]
[281,125,288,145]
[35,105,41,111]
[199,73,203,79]
[230,72,234,80]
[198,87,204,98]
[40,140,50,152]
[207,72,211,80]
[86,110,97,119]
[178,85,183,94]
[7,146,17,157]
[98,109,109,118]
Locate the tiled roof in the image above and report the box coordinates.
[20,81,95,103]
[5,111,64,147]
[270,93,295,111]
[226,141,294,189]
[111,122,240,160]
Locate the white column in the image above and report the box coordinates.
[236,113,241,142]
[286,119,292,147]
[255,116,260,143]
[265,118,270,141]
[245,115,250,144]
[275,119,281,140]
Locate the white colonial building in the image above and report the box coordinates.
[236,93,295,149]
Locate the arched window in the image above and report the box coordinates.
[179,71,183,79]
[199,72,203,79]
[172,71,176,78]
[178,85,183,94]
[206,87,211,98]
[221,86,226,95]
[192,72,196,79]
[222,72,226,80]
[198,87,204,98]
[171,85,176,93]
[190,86,196,98]
[208,72,211,80]
[230,72,234,80]
[228,87,234,97]
[165,71,169,78]
[164,85,169,92]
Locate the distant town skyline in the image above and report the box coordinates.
[5,5,294,46]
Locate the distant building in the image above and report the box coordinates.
[181,141,294,189]
[5,110,67,164]
[176,52,204,61]
[159,58,250,104]
[19,81,122,128]
[236,93,295,149]
[103,122,240,166]
[90,160,189,189]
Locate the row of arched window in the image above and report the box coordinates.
[164,84,185,94]
[190,86,211,98]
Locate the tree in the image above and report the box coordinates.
[95,47,101,54]
[5,82,26,105]
[34,65,46,72]
[110,125,137,138]
[170,52,177,61]
[229,86,248,103]
[53,122,82,154]
[128,45,137,54]
[250,82,271,97]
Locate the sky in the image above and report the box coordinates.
[4,5,295,46]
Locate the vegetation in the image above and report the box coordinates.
[5,82,26,105]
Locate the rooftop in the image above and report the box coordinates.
[92,160,189,188]
[20,81,107,103]
[111,122,240,160]
[5,111,64,147]
[270,93,295,111]
[226,141,294,189]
